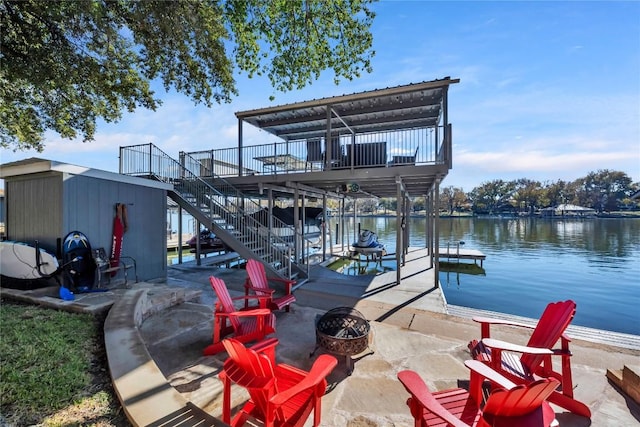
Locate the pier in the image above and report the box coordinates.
[166,233,194,250]
[439,244,486,267]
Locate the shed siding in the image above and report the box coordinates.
[62,174,167,281]
[5,173,63,252]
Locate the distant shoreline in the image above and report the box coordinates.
[333,211,640,219]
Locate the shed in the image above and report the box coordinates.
[0,158,172,282]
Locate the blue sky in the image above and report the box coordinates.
[2,1,639,191]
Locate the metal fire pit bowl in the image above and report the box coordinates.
[313,307,372,374]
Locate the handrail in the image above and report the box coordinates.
[186,125,445,178]
[180,150,319,264]
[119,143,297,277]
[180,151,302,239]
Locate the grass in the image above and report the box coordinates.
[0,301,129,426]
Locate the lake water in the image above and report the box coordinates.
[328,216,640,335]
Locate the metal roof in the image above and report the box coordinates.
[236,77,460,141]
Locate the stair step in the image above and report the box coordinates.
[607,365,640,405]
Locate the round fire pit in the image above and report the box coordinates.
[313,307,372,374]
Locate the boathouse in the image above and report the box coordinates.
[119,77,460,286]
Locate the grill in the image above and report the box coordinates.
[313,307,372,374]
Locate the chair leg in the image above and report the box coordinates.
[203,341,225,356]
[548,391,591,418]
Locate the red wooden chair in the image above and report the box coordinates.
[467,300,590,418]
[203,276,276,356]
[244,258,296,312]
[219,337,337,427]
[397,360,560,427]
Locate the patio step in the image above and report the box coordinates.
[606,365,640,405]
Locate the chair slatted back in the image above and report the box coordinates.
[222,339,279,421]
[210,276,242,332]
[482,378,559,418]
[522,300,575,371]
[246,259,270,296]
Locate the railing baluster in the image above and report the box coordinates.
[119,143,298,278]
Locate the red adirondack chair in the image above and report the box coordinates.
[219,337,338,427]
[203,276,276,356]
[397,360,560,427]
[467,299,591,418]
[244,258,296,312]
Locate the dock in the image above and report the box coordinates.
[167,234,194,250]
[438,246,486,267]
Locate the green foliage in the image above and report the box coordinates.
[575,169,634,212]
[468,179,516,214]
[0,303,97,424]
[439,186,468,214]
[0,0,376,151]
[466,170,638,214]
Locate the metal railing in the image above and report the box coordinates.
[180,150,316,261]
[187,126,446,178]
[119,143,301,279]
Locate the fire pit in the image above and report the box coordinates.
[312,307,372,374]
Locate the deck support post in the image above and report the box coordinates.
[396,178,403,284]
[434,180,441,288]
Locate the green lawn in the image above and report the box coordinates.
[0,301,129,426]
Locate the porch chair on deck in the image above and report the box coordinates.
[244,258,296,312]
[326,136,343,165]
[219,337,337,427]
[306,138,323,171]
[397,360,560,427]
[203,276,276,356]
[467,299,591,418]
[389,146,419,166]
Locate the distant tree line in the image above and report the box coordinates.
[324,169,639,215]
[439,169,639,214]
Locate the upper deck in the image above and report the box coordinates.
[185,77,459,199]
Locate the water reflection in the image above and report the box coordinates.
[327,216,640,334]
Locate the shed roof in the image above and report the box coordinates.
[0,158,171,190]
[235,77,460,141]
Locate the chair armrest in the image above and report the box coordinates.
[219,308,272,318]
[267,277,296,292]
[270,355,337,406]
[267,277,296,285]
[231,295,270,304]
[482,338,554,355]
[473,316,536,339]
[464,360,517,390]
[245,285,275,296]
[397,370,469,427]
[472,316,536,329]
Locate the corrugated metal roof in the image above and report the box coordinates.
[236,77,459,141]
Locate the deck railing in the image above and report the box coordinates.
[187,126,446,178]
[119,143,303,278]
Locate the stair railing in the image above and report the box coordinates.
[120,143,296,276]
[180,151,312,259]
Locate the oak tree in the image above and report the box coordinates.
[0,0,375,151]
